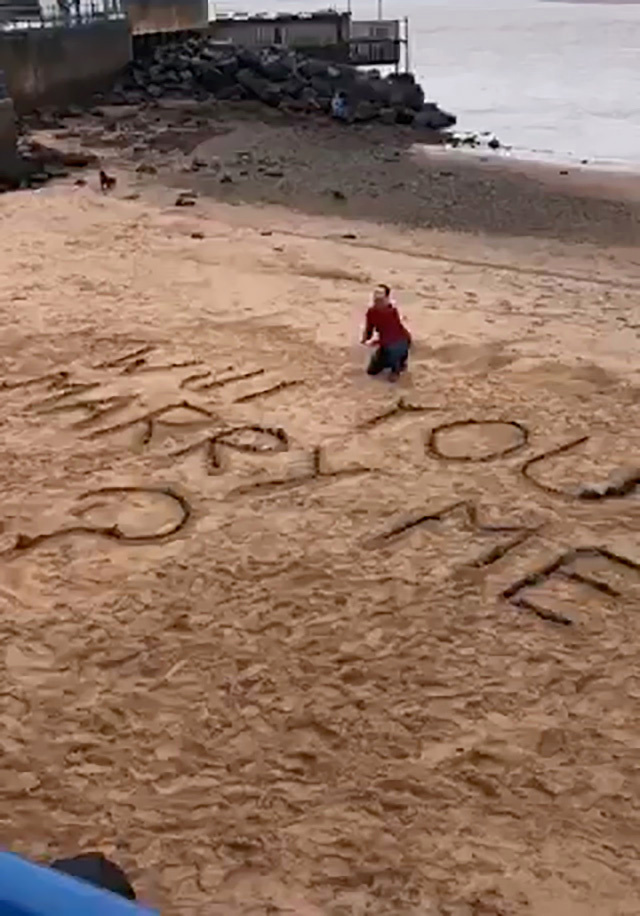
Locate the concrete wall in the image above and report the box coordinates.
[124,0,207,35]
[0,19,131,112]
[0,97,17,171]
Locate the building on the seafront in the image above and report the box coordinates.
[348,16,402,65]
[0,0,127,27]
[0,0,407,70]
[0,0,206,32]
[209,8,407,67]
[0,0,45,23]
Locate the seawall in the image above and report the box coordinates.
[0,96,16,169]
[0,19,132,112]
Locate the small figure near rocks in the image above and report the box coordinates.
[488,137,501,151]
[331,90,350,123]
[362,284,412,382]
[99,169,116,192]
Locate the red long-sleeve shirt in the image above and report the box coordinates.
[364,304,411,347]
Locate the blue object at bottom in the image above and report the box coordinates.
[0,852,158,915]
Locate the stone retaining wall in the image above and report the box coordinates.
[0,19,132,112]
[0,96,16,167]
[0,70,16,175]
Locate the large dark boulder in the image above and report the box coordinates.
[172,54,192,73]
[236,47,262,71]
[236,69,282,106]
[352,100,380,122]
[327,63,357,84]
[213,54,239,78]
[195,63,233,94]
[387,72,425,111]
[299,86,322,109]
[258,51,295,82]
[413,103,457,130]
[148,63,164,82]
[378,107,397,126]
[215,84,246,101]
[279,75,306,99]
[310,76,333,100]
[348,73,390,105]
[395,108,415,126]
[364,76,392,106]
[298,58,330,80]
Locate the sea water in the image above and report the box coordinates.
[222,0,640,167]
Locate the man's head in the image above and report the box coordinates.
[373,284,391,305]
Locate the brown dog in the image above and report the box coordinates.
[99,169,116,192]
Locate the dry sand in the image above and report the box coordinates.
[0,154,640,915]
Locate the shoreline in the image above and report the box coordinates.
[415,143,640,203]
[22,99,640,247]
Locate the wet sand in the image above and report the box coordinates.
[1,108,640,914]
[33,99,640,244]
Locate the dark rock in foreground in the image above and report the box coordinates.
[0,136,97,192]
[109,40,456,132]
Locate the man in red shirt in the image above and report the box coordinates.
[362,284,411,381]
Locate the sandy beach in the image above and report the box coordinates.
[1,105,640,914]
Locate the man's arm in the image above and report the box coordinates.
[362,308,375,343]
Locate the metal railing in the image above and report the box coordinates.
[0,0,126,29]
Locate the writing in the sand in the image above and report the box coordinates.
[501,547,640,627]
[5,354,637,502]
[2,353,639,616]
[1,346,304,438]
[364,500,539,571]
[2,487,191,557]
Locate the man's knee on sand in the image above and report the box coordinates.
[367,348,385,375]
[368,340,410,376]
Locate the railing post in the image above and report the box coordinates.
[404,16,410,72]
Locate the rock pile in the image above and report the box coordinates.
[0,136,97,191]
[111,39,456,131]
